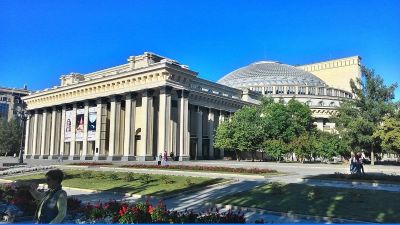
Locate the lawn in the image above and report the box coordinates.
[215,182,400,223]
[306,173,400,184]
[6,170,225,197]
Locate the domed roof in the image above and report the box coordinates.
[217,61,326,88]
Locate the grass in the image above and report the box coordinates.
[6,170,225,197]
[307,173,400,184]
[215,182,400,223]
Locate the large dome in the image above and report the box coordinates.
[217,61,326,88]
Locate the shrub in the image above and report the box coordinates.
[81,171,95,179]
[108,173,119,180]
[160,175,174,184]
[121,164,277,174]
[124,173,135,182]
[185,177,193,186]
[269,182,284,195]
[139,174,151,184]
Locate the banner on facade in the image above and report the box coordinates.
[76,109,85,141]
[64,110,73,142]
[87,107,97,141]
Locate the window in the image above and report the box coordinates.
[318,87,325,95]
[276,86,284,94]
[298,87,306,95]
[287,86,295,94]
[264,87,273,94]
[308,87,316,95]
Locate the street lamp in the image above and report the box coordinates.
[16,109,29,164]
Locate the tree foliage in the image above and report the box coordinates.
[373,113,400,154]
[334,66,398,164]
[0,119,22,155]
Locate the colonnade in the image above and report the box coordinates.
[24,86,230,161]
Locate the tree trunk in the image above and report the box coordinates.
[371,145,375,166]
[251,151,255,162]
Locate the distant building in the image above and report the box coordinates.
[0,86,30,121]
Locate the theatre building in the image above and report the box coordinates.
[22,52,259,161]
[22,52,360,161]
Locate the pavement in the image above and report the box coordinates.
[2,157,400,223]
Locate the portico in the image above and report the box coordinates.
[22,52,258,161]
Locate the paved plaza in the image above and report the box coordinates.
[1,156,400,223]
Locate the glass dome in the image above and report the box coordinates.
[217,61,326,88]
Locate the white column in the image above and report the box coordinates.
[94,99,103,160]
[208,108,215,159]
[158,86,172,156]
[123,93,136,161]
[108,96,117,160]
[81,102,89,160]
[138,90,154,161]
[68,104,77,160]
[49,107,57,158]
[59,105,66,157]
[178,90,190,161]
[39,110,47,158]
[31,110,39,157]
[24,113,31,157]
[196,107,203,160]
[219,110,225,159]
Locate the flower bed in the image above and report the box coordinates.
[121,164,277,174]
[69,162,113,166]
[1,183,251,224]
[73,200,246,224]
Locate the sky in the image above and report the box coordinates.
[0,0,399,99]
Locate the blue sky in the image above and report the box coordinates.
[0,0,399,99]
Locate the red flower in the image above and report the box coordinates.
[147,205,154,214]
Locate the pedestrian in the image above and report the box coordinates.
[162,150,168,166]
[29,169,67,224]
[13,153,16,158]
[158,153,162,166]
[357,152,365,174]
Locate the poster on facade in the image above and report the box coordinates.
[76,109,85,141]
[64,110,73,142]
[87,107,97,141]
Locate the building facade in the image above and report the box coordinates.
[22,52,259,161]
[0,86,30,121]
[22,52,360,161]
[218,56,360,131]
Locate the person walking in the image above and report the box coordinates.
[29,169,68,224]
[162,150,168,166]
[158,153,162,166]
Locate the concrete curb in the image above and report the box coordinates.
[205,202,373,224]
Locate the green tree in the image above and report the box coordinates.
[214,106,263,161]
[0,119,22,155]
[263,139,288,162]
[373,113,400,155]
[334,66,397,165]
[214,120,237,159]
[315,131,348,161]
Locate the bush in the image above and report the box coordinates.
[108,173,119,180]
[139,174,151,184]
[160,175,174,184]
[185,177,193,186]
[124,173,135,182]
[121,164,277,174]
[269,182,284,195]
[81,171,95,179]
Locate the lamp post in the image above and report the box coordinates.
[17,110,28,164]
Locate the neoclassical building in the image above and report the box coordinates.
[22,52,360,161]
[218,56,360,131]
